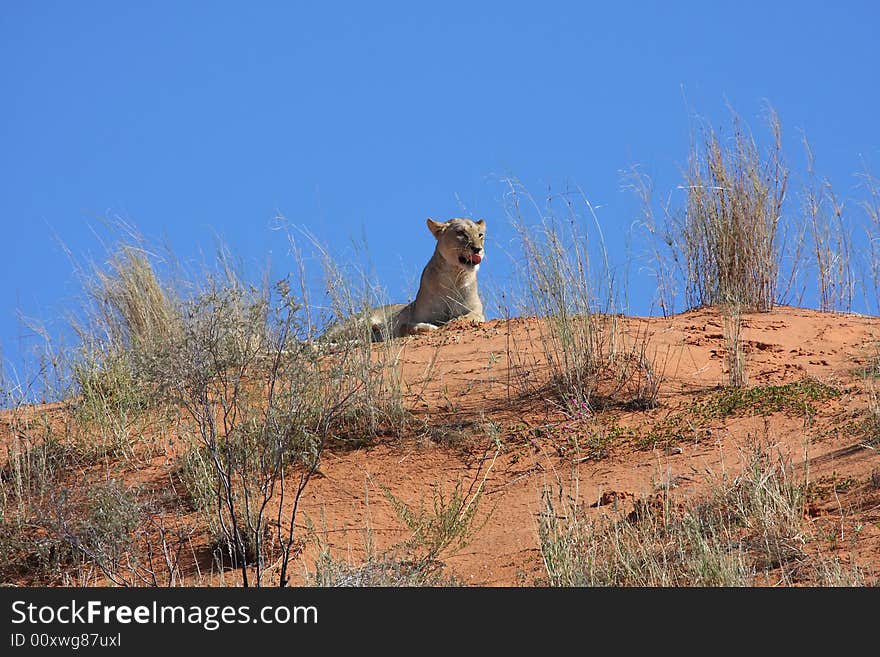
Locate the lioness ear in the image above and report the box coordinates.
[426,218,446,239]
[475,219,486,230]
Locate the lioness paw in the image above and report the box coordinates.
[446,311,484,326]
[410,322,439,333]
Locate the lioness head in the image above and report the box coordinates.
[426,217,486,271]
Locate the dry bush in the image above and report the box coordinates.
[0,430,172,586]
[2,223,409,587]
[52,481,145,580]
[673,109,788,311]
[139,231,407,586]
[154,259,407,586]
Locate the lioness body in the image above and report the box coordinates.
[325,217,486,342]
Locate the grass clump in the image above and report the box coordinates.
[69,348,159,461]
[0,427,80,582]
[80,241,178,351]
[675,109,788,311]
[503,180,664,415]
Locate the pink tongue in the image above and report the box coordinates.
[470,253,482,264]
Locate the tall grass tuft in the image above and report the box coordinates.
[675,109,788,311]
[77,239,178,353]
[801,137,854,312]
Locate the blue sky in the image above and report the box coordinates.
[2,1,879,392]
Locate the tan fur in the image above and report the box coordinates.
[323,218,486,342]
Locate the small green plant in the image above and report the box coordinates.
[304,463,494,587]
[382,475,492,566]
[617,410,711,452]
[697,377,843,418]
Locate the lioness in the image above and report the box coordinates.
[324,217,486,342]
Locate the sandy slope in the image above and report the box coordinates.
[291,306,880,585]
[2,306,879,585]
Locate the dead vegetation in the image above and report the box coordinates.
[539,441,865,586]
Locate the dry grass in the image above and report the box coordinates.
[801,137,854,312]
[502,179,664,415]
[538,441,865,586]
[627,166,678,316]
[1,228,410,587]
[860,167,880,313]
[673,109,788,311]
[89,246,177,348]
